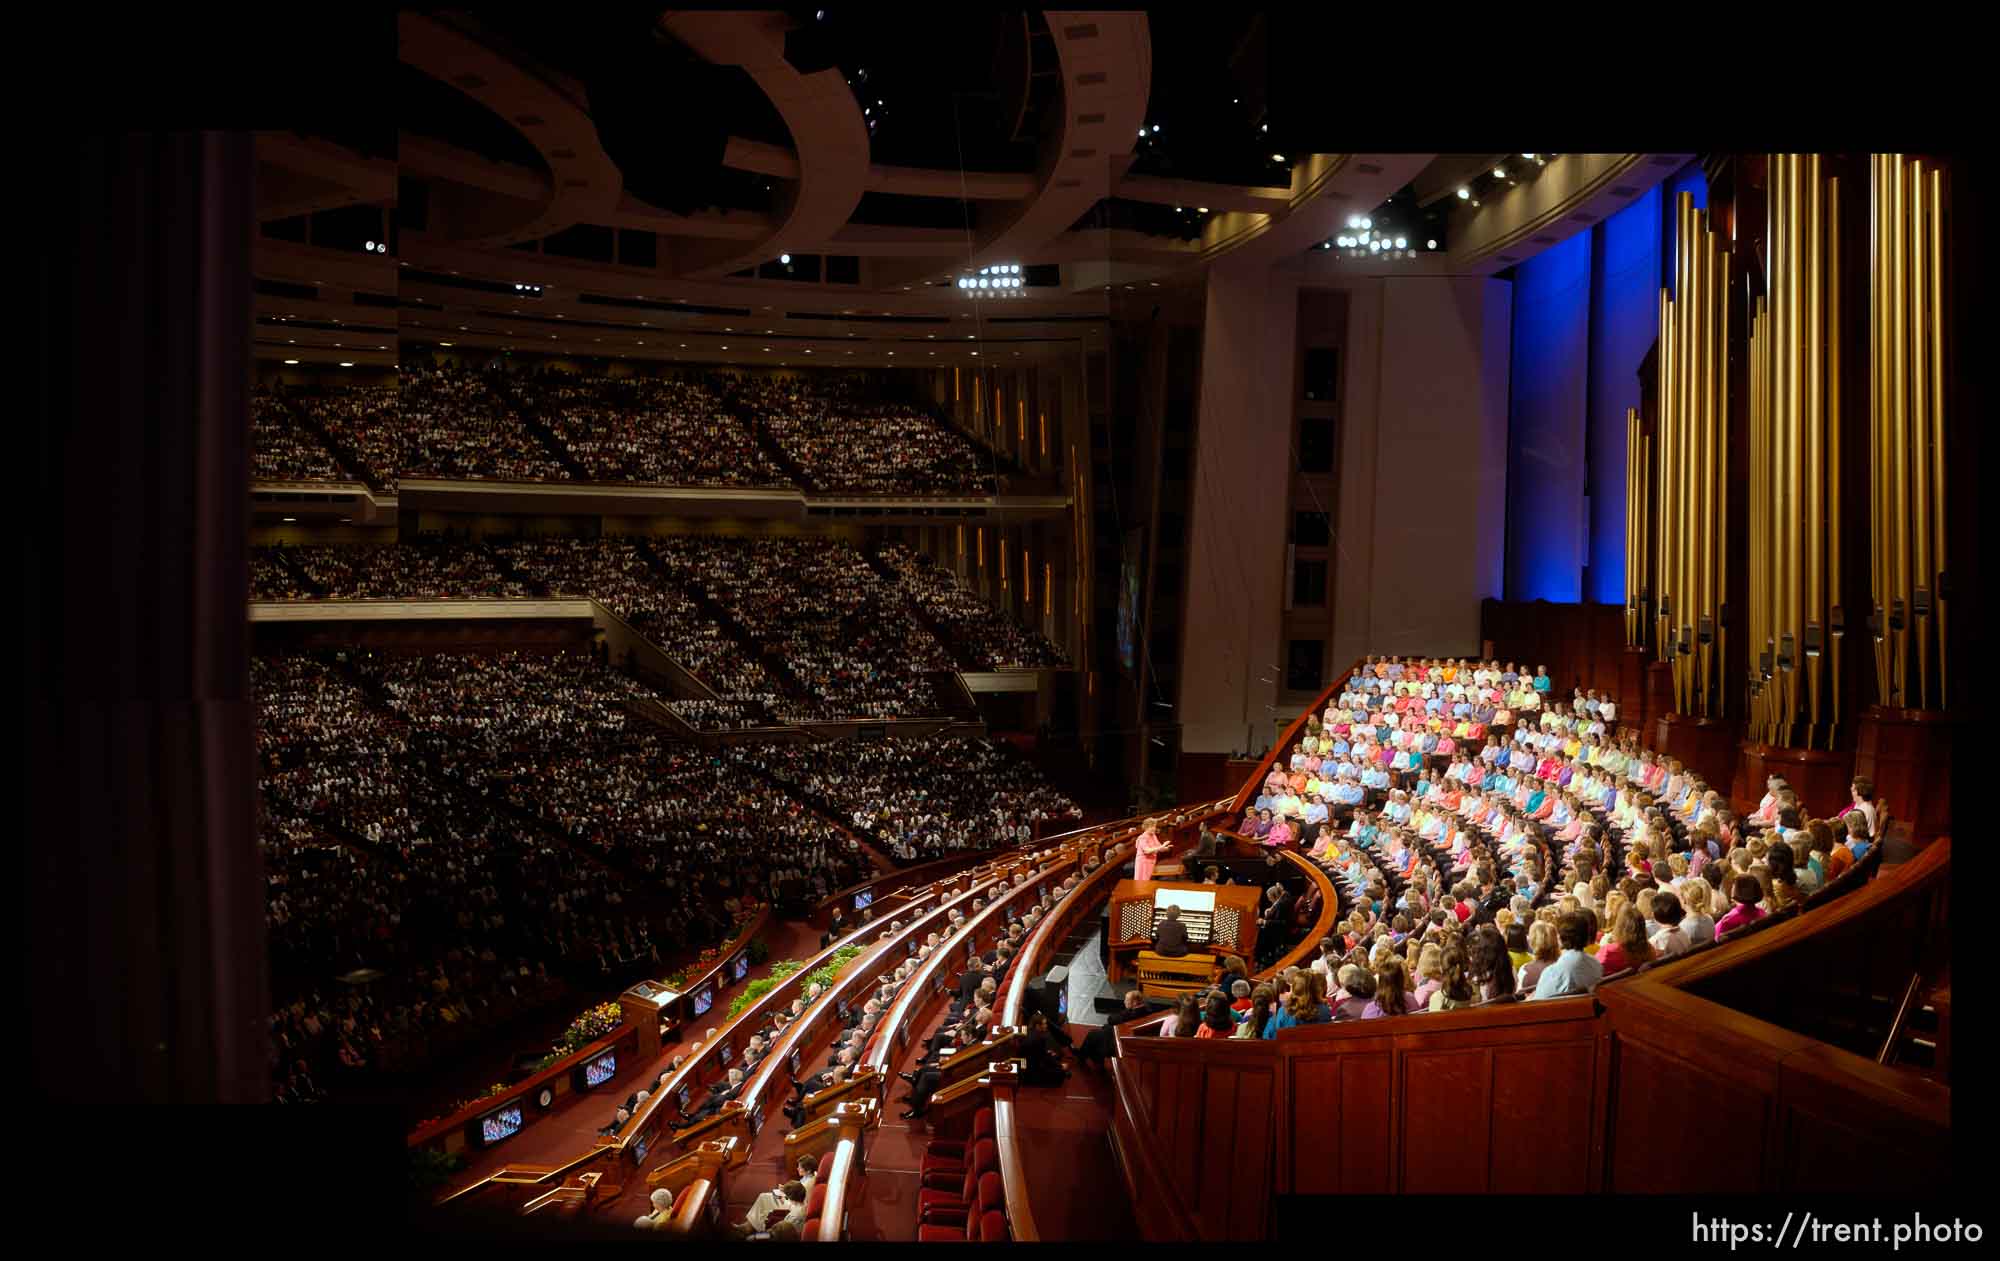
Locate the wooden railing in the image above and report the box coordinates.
[1105,844,1954,1237]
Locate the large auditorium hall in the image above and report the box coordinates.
[31,9,1979,1246]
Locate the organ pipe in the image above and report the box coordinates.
[1647,190,1732,718]
[1867,155,1950,712]
[1748,155,1850,746]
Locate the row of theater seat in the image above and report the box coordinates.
[915,1110,1006,1242]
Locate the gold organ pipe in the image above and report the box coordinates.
[1827,176,1842,732]
[1869,155,1888,707]
[1929,166,1947,707]
[1776,160,1792,752]
[1695,224,1711,715]
[1805,153,1823,742]
[1657,285,1672,663]
[1679,192,1695,712]
[1771,155,1791,742]
[1717,234,1729,720]
[1910,161,1931,710]
[1864,153,1880,708]
[1700,228,1717,715]
[1800,156,1816,752]
[1747,304,1760,738]
[1896,151,1912,712]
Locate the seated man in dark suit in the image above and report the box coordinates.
[674,1068,745,1131]
[784,1062,849,1128]
[1152,904,1193,958]
[1194,826,1219,863]
[1074,990,1159,1069]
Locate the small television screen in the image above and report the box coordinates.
[750,1100,766,1136]
[583,1050,617,1089]
[1057,987,1069,1020]
[676,1084,691,1113]
[788,1047,801,1078]
[478,1103,523,1146]
[630,1128,652,1165]
[836,997,849,1022]
[906,939,917,957]
[719,1043,734,1068]
[931,972,944,995]
[692,987,714,1017]
[854,890,874,911]
[732,953,750,982]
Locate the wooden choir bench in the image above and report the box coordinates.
[797,1066,884,1128]
[783,1098,879,1173]
[669,1099,753,1165]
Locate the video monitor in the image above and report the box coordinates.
[478,1103,523,1146]
[835,997,850,1022]
[630,1128,652,1165]
[854,890,874,911]
[692,987,714,1017]
[906,939,917,956]
[750,1100,766,1136]
[788,1047,802,1078]
[1057,986,1069,1020]
[582,1050,617,1089]
[676,1084,691,1113]
[732,953,751,982]
[719,1043,734,1068]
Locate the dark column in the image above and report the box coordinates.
[30,133,265,1102]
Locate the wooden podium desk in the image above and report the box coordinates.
[1107,880,1262,983]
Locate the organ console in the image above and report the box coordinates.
[1107,881,1261,982]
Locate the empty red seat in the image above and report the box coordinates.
[804,1182,828,1221]
[920,1110,996,1179]
[915,1173,1004,1242]
[919,1142,995,1218]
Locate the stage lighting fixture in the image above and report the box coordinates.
[1272,153,1286,162]
[1395,237,1406,248]
[1457,187,1470,199]
[1360,217,1371,229]
[283,359,299,365]
[1368,240,1380,252]
[1427,239,1438,249]
[338,362,353,367]
[1197,206,1208,213]
[1347,215,1360,229]
[1493,166,1506,177]
[780,253,791,264]
[364,240,374,251]
[1522,153,1537,160]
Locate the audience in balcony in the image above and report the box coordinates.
[734,376,998,496]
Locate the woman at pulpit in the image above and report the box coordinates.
[1133,818,1167,882]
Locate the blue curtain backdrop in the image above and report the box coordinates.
[1586,183,1665,603]
[1506,163,1705,604]
[1506,232,1592,601]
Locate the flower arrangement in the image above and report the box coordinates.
[551,1000,624,1056]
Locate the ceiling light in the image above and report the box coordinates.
[1427,239,1438,249]
[282,517,297,523]
[364,241,375,251]
[780,253,791,264]
[1272,153,1286,162]
[1138,128,1147,138]
[804,349,811,354]
[1522,153,1537,161]
[1347,215,1361,229]
[1261,124,1268,132]
[1197,206,1208,214]
[1152,125,1160,133]
[283,359,299,365]
[338,362,353,367]
[1457,187,1471,200]
[1493,167,1506,178]
[1368,240,1381,252]
[1360,217,1372,230]
[438,342,452,347]
[1395,238,1407,249]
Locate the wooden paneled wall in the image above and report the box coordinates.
[1479,599,1631,706]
